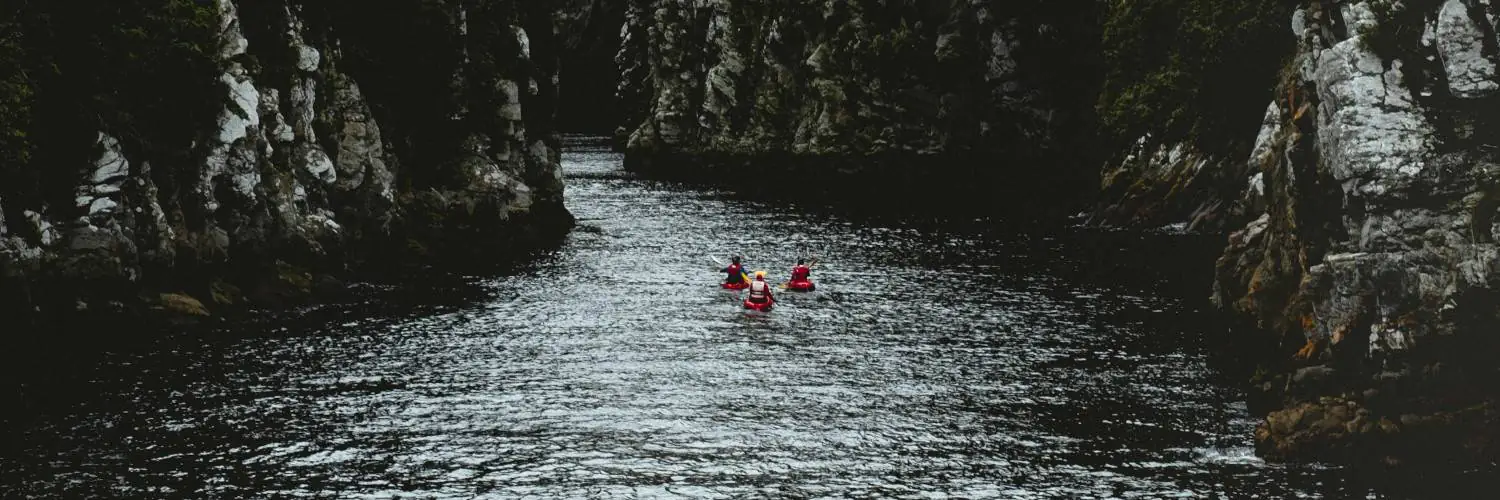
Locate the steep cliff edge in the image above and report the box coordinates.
[0,0,570,325]
[1214,0,1500,465]
[613,0,1103,213]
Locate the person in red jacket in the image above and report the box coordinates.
[722,256,749,286]
[785,257,816,291]
[789,258,812,282]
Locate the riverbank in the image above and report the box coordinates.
[0,255,521,446]
[0,200,574,327]
[0,210,573,417]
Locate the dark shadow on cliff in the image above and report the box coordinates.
[623,150,1100,229]
[555,0,625,134]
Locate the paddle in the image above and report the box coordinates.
[708,254,752,287]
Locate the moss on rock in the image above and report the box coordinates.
[157,292,210,317]
[209,279,243,306]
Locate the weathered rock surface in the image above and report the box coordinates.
[1088,110,1276,234]
[613,0,1102,210]
[1214,0,1500,464]
[0,0,571,324]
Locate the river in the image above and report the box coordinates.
[0,135,1489,498]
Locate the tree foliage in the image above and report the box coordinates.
[0,0,222,214]
[1097,0,1298,157]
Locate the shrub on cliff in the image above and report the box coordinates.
[1097,0,1298,158]
[290,0,543,191]
[0,0,222,222]
[0,23,33,176]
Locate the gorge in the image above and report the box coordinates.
[603,0,1500,468]
[0,0,572,328]
[3,0,1500,481]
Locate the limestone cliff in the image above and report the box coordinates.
[1214,0,1500,465]
[613,0,1103,210]
[0,0,570,324]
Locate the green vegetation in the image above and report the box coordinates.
[857,16,934,90]
[0,27,33,175]
[0,0,222,219]
[294,0,533,190]
[1097,0,1298,158]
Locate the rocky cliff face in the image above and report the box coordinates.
[613,0,1102,211]
[1212,0,1500,464]
[0,0,570,324]
[1085,108,1277,234]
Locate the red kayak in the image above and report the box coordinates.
[742,298,774,312]
[722,281,750,290]
[784,279,815,292]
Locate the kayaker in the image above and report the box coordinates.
[789,258,813,282]
[723,256,749,285]
[747,271,774,305]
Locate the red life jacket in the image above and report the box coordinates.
[726,263,745,282]
[791,265,810,281]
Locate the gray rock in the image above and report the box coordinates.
[89,133,130,184]
[67,224,122,252]
[300,146,336,186]
[1294,364,1335,384]
[1313,33,1433,194]
[617,0,1071,159]
[2,0,569,320]
[1435,0,1499,98]
[1216,1,1500,464]
[296,45,320,72]
[216,0,248,60]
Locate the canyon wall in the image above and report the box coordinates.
[612,0,1105,212]
[0,0,570,324]
[7,0,1499,466]
[1213,0,1500,465]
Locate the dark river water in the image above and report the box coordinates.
[2,136,1493,498]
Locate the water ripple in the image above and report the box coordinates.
[3,135,1494,498]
